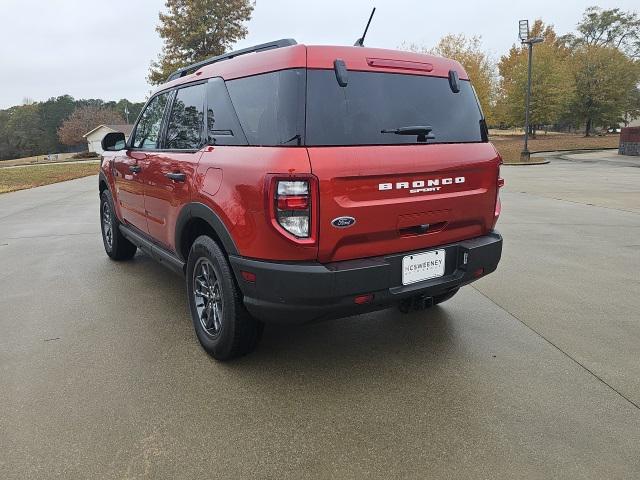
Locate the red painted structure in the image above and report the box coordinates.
[99,42,503,325]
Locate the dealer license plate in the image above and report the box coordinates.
[402,249,446,285]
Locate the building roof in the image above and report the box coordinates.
[83,124,134,138]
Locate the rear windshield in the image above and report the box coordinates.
[306,70,484,146]
[224,68,485,147]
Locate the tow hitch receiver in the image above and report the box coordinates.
[398,294,434,313]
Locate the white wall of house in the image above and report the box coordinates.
[86,126,113,155]
[87,137,103,154]
[85,126,131,154]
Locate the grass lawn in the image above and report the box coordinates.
[0,162,99,194]
[491,133,619,163]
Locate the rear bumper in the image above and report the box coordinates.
[229,231,502,324]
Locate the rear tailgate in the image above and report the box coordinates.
[305,46,499,263]
[309,143,500,263]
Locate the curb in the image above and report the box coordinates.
[503,159,550,166]
[529,147,618,155]
[503,148,619,166]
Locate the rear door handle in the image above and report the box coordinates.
[129,165,141,173]
[165,172,186,182]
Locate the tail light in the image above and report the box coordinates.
[276,180,310,237]
[493,159,504,228]
[497,159,504,189]
[268,176,318,243]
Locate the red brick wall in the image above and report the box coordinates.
[619,127,640,156]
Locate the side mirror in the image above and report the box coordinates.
[102,132,126,151]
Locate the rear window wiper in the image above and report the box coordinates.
[381,125,435,142]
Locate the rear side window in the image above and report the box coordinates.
[131,92,169,149]
[206,78,247,146]
[226,69,305,146]
[306,70,484,146]
[165,83,206,150]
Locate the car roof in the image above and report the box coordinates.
[155,43,468,95]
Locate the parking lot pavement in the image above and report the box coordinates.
[553,149,640,169]
[477,156,640,406]
[1,158,639,479]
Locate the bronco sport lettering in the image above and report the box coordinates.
[379,177,466,191]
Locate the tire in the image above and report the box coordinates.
[186,235,262,360]
[100,190,137,260]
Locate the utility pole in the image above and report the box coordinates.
[518,20,543,162]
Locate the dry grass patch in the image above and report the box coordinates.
[0,152,79,167]
[491,133,619,163]
[0,162,99,194]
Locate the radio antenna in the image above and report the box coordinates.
[354,7,376,47]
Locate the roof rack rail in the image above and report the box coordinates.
[166,38,298,82]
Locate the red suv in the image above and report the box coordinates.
[99,39,503,360]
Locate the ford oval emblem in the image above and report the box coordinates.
[331,216,356,228]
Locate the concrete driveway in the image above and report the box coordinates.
[1,154,639,479]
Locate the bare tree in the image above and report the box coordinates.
[57,105,124,146]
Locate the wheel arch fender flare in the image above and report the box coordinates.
[175,203,239,261]
[99,170,125,221]
[98,170,112,195]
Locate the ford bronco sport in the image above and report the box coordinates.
[98,39,503,360]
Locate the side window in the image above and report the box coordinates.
[165,83,206,150]
[131,93,169,149]
[206,78,247,146]
[226,69,305,146]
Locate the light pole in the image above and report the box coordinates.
[519,20,543,162]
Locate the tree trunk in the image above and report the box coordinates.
[585,118,592,137]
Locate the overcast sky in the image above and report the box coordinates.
[0,0,637,109]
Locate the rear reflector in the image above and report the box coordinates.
[241,271,256,283]
[354,294,374,305]
[473,268,484,278]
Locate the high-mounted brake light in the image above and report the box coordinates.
[275,180,311,238]
[366,58,434,72]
